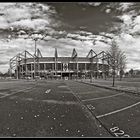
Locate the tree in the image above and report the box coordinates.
[107,39,126,86]
[118,52,126,81]
[129,69,134,77]
[119,69,124,80]
[125,72,129,77]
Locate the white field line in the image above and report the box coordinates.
[18,97,78,105]
[59,91,72,93]
[77,91,96,95]
[58,85,68,88]
[45,89,51,94]
[0,92,9,96]
[21,98,33,101]
[42,100,78,105]
[0,87,33,99]
[96,101,140,118]
[82,93,125,102]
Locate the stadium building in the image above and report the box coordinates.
[9,48,110,79]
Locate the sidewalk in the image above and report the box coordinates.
[78,79,140,95]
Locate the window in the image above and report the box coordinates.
[57,63,62,70]
[69,63,77,71]
[40,63,44,70]
[46,63,54,70]
[78,63,85,71]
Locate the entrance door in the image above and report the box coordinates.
[62,73,72,80]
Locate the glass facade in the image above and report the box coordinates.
[68,63,77,71]
[18,57,109,79]
[57,63,62,71]
[78,63,85,71]
[46,63,54,70]
[19,62,109,73]
[39,63,44,70]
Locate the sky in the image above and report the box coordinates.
[0,2,140,73]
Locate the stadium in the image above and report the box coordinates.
[9,48,110,80]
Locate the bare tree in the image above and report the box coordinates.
[129,69,134,77]
[107,39,126,86]
[118,52,127,81]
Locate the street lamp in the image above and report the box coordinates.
[17,30,48,79]
[30,33,48,79]
[8,27,50,79]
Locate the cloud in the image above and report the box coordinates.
[0,2,140,73]
[0,3,59,31]
[88,2,101,6]
[0,17,9,29]
[105,9,111,14]
[107,3,140,71]
[0,64,9,73]
[120,15,132,25]
[10,18,50,31]
[118,3,134,12]
[0,61,9,65]
[5,7,31,22]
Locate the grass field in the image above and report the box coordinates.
[80,77,140,94]
[84,77,140,86]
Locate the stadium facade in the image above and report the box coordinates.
[9,48,110,79]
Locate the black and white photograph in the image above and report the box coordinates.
[0,2,140,138]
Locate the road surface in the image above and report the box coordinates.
[0,79,139,137]
[66,80,140,137]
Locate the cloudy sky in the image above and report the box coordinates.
[0,2,140,73]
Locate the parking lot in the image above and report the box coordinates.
[66,80,140,137]
[0,79,139,137]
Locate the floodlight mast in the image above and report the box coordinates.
[34,38,37,79]
[17,30,47,79]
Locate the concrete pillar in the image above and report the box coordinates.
[26,64,28,77]
[85,63,86,71]
[22,64,24,77]
[85,63,87,79]
[96,58,99,79]
[31,63,33,79]
[38,63,40,77]
[44,63,46,72]
[61,63,63,79]
[53,63,55,71]
[77,62,78,79]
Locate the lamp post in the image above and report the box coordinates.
[18,30,47,79]
[9,26,50,79]
[112,60,117,87]
[34,38,37,79]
